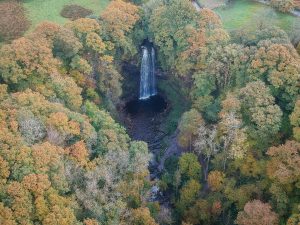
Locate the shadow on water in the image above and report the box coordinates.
[125,95,167,116]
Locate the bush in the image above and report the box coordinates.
[60,4,93,21]
[270,0,295,12]
[0,1,30,41]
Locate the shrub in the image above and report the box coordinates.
[0,1,30,41]
[60,4,93,21]
[270,0,295,12]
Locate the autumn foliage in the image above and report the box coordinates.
[0,0,299,224]
[236,200,279,225]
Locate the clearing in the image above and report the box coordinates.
[23,0,109,30]
[213,0,300,34]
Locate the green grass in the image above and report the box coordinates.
[199,0,226,9]
[214,0,300,33]
[23,0,109,30]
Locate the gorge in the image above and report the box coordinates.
[124,43,169,178]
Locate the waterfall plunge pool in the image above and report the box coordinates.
[125,95,167,116]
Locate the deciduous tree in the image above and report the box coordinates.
[290,99,300,141]
[267,141,300,185]
[179,153,201,180]
[239,81,282,141]
[236,200,279,225]
[178,109,204,149]
[100,0,140,57]
[208,171,225,192]
[248,42,300,110]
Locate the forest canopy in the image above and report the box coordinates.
[0,0,299,224]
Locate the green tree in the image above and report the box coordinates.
[290,99,300,141]
[179,153,201,180]
[248,42,300,110]
[149,0,198,70]
[239,81,282,142]
[176,179,201,215]
[178,109,204,149]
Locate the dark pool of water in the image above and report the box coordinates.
[125,95,167,116]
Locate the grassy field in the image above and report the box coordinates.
[214,0,300,34]
[23,0,109,30]
[199,0,226,9]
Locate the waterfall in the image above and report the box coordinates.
[139,46,157,100]
[150,47,157,96]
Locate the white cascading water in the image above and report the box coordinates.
[150,47,157,96]
[139,46,157,100]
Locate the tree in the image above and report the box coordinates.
[31,142,68,192]
[66,141,89,166]
[0,37,59,84]
[248,42,300,110]
[66,18,123,102]
[191,72,216,101]
[270,0,295,12]
[129,141,151,174]
[48,74,83,111]
[84,218,99,225]
[0,156,10,190]
[0,33,85,111]
[233,152,265,178]
[131,207,158,225]
[207,171,225,192]
[290,100,300,141]
[0,203,16,225]
[17,109,46,144]
[267,141,300,186]
[66,18,109,56]
[204,44,249,91]
[218,94,249,163]
[47,112,81,145]
[239,81,282,141]
[235,200,279,225]
[97,62,123,103]
[287,205,300,225]
[149,0,198,70]
[156,206,173,225]
[176,179,201,215]
[178,109,204,149]
[177,8,229,76]
[100,0,140,57]
[193,124,218,179]
[183,199,214,225]
[32,21,83,60]
[179,153,201,180]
